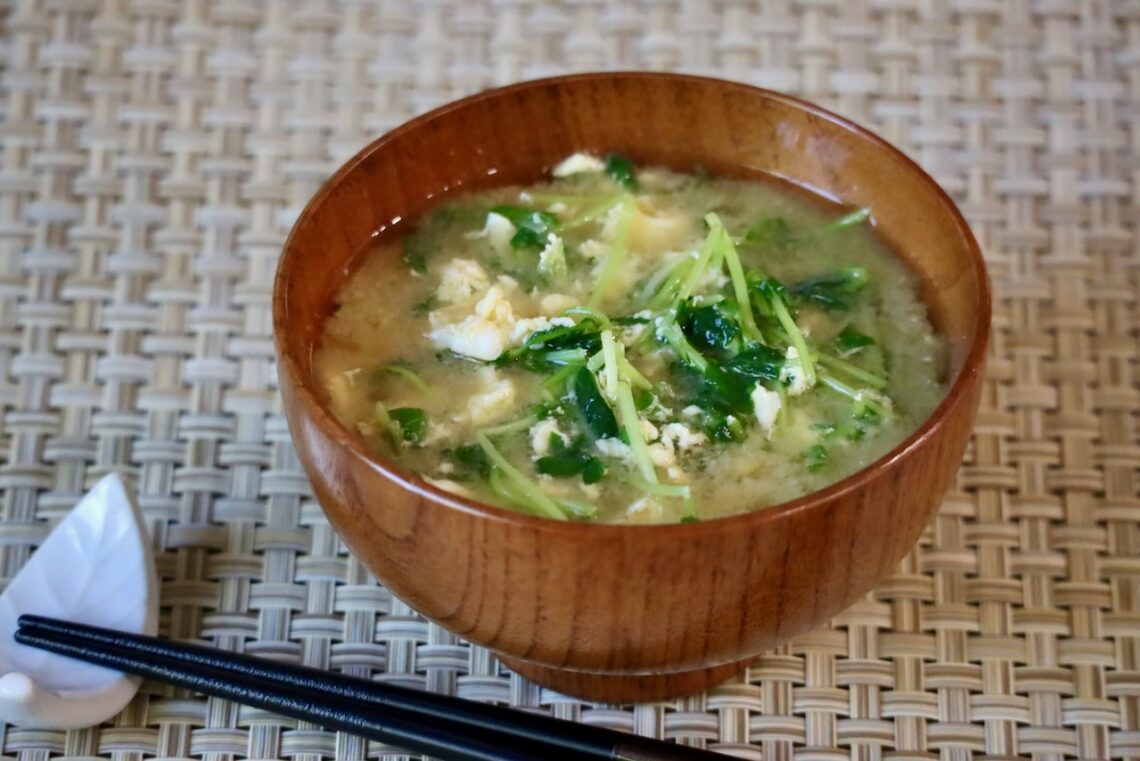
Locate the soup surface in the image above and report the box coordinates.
[316,154,947,524]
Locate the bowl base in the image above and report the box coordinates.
[499,655,753,703]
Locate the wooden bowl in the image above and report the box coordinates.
[274,73,990,702]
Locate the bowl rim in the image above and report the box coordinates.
[274,70,992,536]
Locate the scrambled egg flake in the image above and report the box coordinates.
[646,440,676,468]
[538,233,566,276]
[540,293,577,315]
[595,437,632,460]
[428,282,574,362]
[509,316,574,345]
[436,258,489,304]
[750,386,782,437]
[578,239,608,260]
[661,422,707,451]
[471,211,515,257]
[427,286,516,361]
[464,371,516,427]
[529,418,564,457]
[552,152,605,177]
[779,346,813,396]
[421,421,454,446]
[623,496,665,524]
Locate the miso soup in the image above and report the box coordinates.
[315,154,947,524]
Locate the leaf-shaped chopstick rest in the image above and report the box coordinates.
[0,473,158,728]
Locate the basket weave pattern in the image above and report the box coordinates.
[0,2,1137,759]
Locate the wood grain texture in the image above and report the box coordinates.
[273,73,991,702]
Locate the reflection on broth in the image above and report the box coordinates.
[316,154,947,524]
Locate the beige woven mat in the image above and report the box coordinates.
[1,1,1138,758]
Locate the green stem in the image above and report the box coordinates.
[816,352,886,390]
[600,330,620,399]
[379,363,430,391]
[587,197,635,309]
[818,372,857,399]
[713,213,763,342]
[656,318,708,372]
[818,373,892,418]
[542,348,589,366]
[490,467,597,520]
[541,362,583,396]
[673,217,723,307]
[554,498,598,520]
[562,197,622,229]
[641,254,694,308]
[618,355,653,389]
[488,466,526,506]
[820,207,870,232]
[770,297,816,387]
[589,341,653,389]
[615,380,657,483]
[373,401,403,449]
[562,306,611,329]
[480,414,536,438]
[623,474,690,498]
[475,432,566,520]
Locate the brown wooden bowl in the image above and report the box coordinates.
[274,73,990,703]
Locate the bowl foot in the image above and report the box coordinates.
[499,656,753,703]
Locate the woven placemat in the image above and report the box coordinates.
[1,1,1137,758]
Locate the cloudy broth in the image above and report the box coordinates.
[315,156,947,524]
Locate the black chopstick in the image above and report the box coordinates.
[14,626,549,761]
[16,615,722,761]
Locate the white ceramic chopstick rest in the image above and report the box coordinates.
[0,473,158,728]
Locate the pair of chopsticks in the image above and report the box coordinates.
[16,616,722,760]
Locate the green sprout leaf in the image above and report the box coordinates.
[725,343,784,386]
[835,324,875,354]
[604,154,638,192]
[388,407,428,444]
[680,301,742,357]
[496,320,602,372]
[403,235,428,273]
[412,295,437,316]
[741,217,794,249]
[790,267,869,311]
[571,366,619,440]
[453,443,490,476]
[490,205,562,250]
[804,443,829,472]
